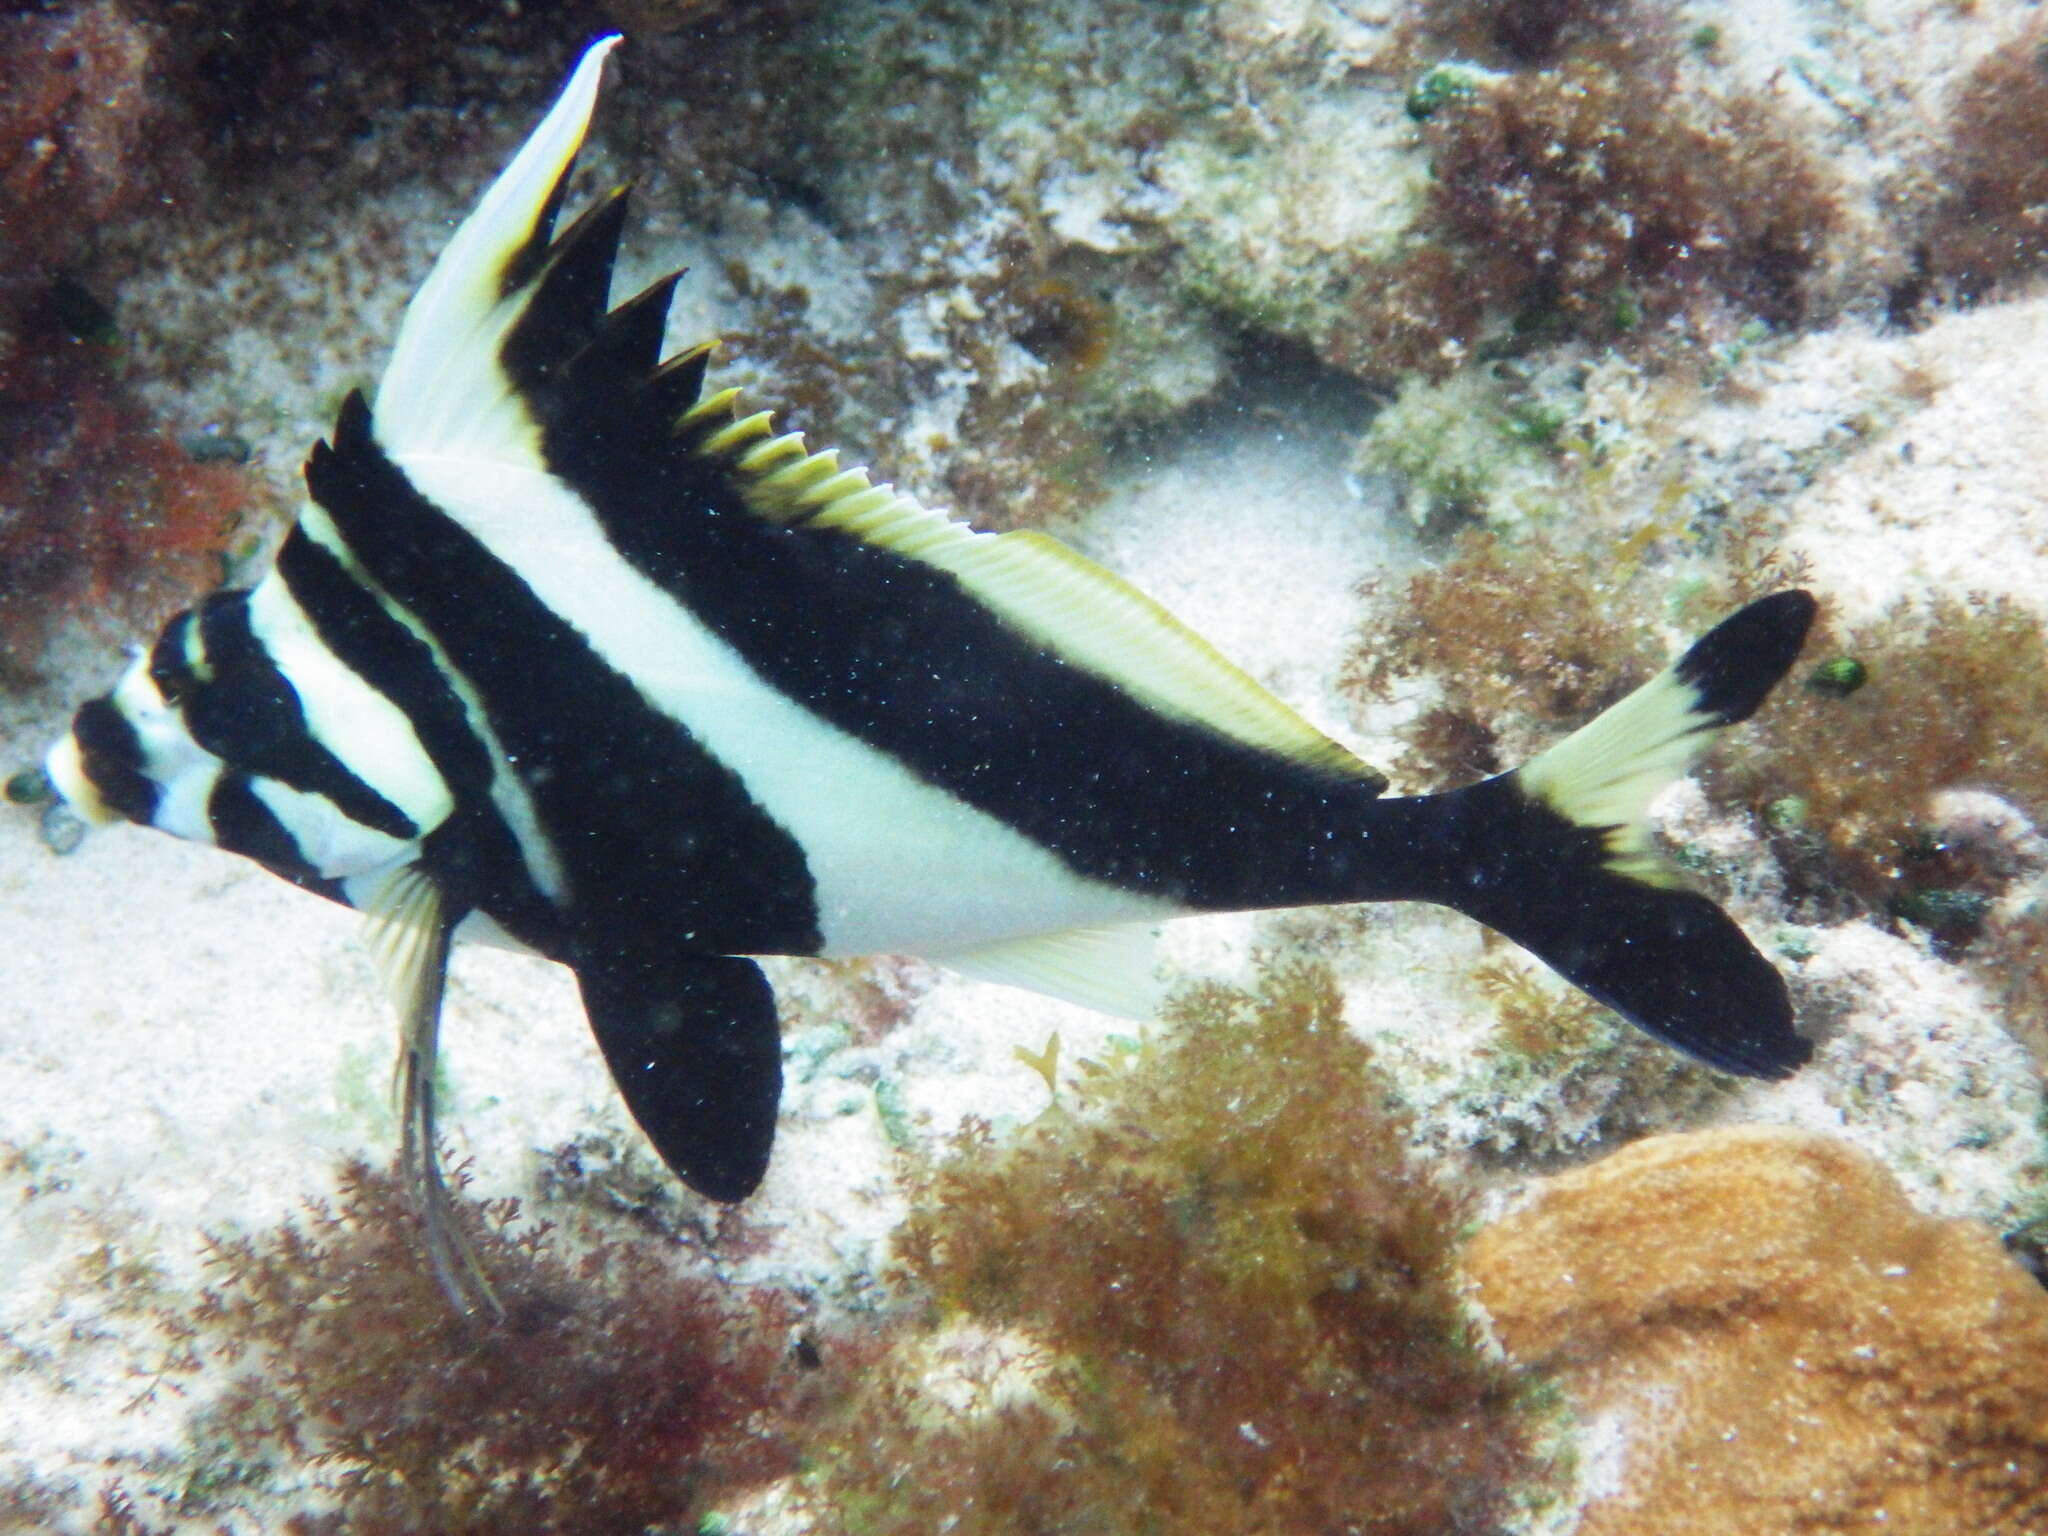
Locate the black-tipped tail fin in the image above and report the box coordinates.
[1515,589,1816,888]
[1453,836,1809,1076]
[1440,591,1817,1078]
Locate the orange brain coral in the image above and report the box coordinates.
[1467,1126,2048,1536]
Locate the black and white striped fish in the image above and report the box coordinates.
[48,37,1815,1308]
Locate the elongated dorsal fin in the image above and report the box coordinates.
[360,32,1384,788]
[373,35,621,463]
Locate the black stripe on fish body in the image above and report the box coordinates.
[273,529,494,802]
[182,591,419,843]
[70,697,161,825]
[273,528,562,948]
[505,326,1386,915]
[207,769,347,902]
[305,392,824,957]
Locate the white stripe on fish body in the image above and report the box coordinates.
[151,750,224,848]
[248,774,417,880]
[389,450,1180,958]
[296,500,571,905]
[109,662,220,843]
[246,569,454,838]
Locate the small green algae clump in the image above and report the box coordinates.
[1805,656,1868,697]
[1406,60,1506,122]
[808,962,1554,1535]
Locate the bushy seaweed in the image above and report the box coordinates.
[1710,593,2048,919]
[806,962,1554,1535]
[1346,2,1839,376]
[1343,527,1666,786]
[176,1160,808,1535]
[1922,16,2048,302]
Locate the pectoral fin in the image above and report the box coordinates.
[573,946,784,1202]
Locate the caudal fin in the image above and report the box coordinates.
[1434,590,1817,1078]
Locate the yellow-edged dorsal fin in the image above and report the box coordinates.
[694,415,1385,785]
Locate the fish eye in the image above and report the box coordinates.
[150,668,191,707]
[146,609,205,709]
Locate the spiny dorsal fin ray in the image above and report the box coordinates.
[581,271,683,384]
[670,398,1384,783]
[501,185,636,392]
[643,339,716,422]
[374,35,620,461]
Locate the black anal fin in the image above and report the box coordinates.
[574,949,784,1202]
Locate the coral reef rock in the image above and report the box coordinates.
[1467,1126,2048,1536]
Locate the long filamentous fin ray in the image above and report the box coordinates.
[363,864,504,1319]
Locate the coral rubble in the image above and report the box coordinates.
[1468,1127,2048,1536]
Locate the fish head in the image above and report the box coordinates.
[45,592,424,892]
[48,621,214,835]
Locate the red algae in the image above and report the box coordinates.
[0,312,255,684]
[806,962,1553,1535]
[178,1159,811,1536]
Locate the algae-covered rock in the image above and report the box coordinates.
[1467,1126,2048,1536]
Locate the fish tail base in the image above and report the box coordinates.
[1427,591,1817,1077]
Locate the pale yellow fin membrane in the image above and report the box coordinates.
[1518,667,1719,887]
[676,392,1381,782]
[934,923,1161,1021]
[362,865,504,1320]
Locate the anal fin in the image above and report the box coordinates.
[573,946,784,1202]
[933,924,1161,1021]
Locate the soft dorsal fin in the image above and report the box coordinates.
[679,404,1386,786]
[373,35,621,463]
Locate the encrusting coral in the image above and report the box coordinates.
[1466,1126,2048,1536]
